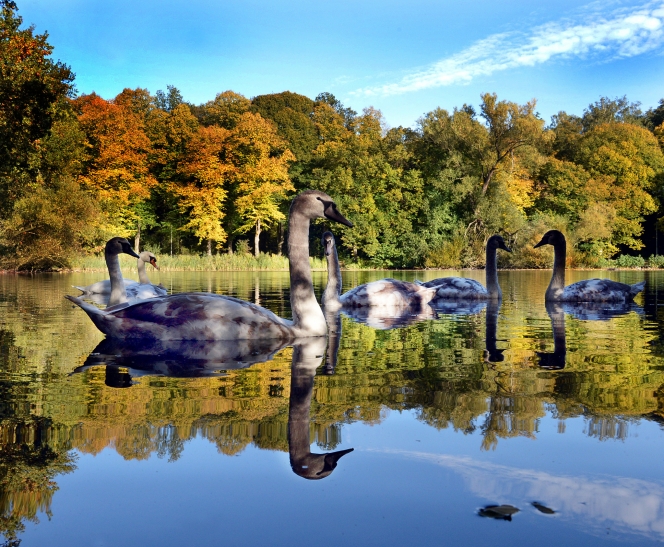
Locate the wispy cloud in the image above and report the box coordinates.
[353,1,664,97]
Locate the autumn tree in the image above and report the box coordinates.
[170,125,230,254]
[198,90,251,129]
[225,112,295,256]
[75,93,158,245]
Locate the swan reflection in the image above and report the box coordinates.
[538,301,643,370]
[484,301,505,363]
[75,334,354,479]
[340,304,437,330]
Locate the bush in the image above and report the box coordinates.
[425,232,465,268]
[616,254,645,268]
[648,255,664,268]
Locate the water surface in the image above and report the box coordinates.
[1,269,663,546]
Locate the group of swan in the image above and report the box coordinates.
[67,191,646,341]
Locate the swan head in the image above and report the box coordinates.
[139,251,159,270]
[487,234,511,253]
[106,237,140,259]
[534,230,565,249]
[321,231,336,256]
[292,190,353,227]
[291,448,354,480]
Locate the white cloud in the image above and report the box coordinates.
[353,1,664,97]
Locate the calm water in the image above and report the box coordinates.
[1,268,664,546]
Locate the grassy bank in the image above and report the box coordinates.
[69,252,334,272]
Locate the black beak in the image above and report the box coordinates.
[533,238,547,249]
[502,244,512,253]
[324,201,353,227]
[126,247,140,259]
[317,448,354,475]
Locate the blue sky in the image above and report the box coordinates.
[17,0,664,128]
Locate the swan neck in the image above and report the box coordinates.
[288,209,325,334]
[485,245,501,299]
[106,249,127,306]
[548,241,566,296]
[322,244,342,308]
[137,257,150,284]
[288,361,315,465]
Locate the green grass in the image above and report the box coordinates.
[70,252,332,272]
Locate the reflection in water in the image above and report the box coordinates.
[288,338,353,479]
[538,302,567,370]
[388,450,664,541]
[478,505,519,521]
[484,301,504,363]
[1,270,663,544]
[0,417,76,541]
[340,304,437,330]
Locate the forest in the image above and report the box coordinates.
[1,0,664,270]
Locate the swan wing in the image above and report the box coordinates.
[562,279,644,302]
[74,278,139,295]
[340,279,429,308]
[67,292,294,341]
[428,277,488,300]
[126,283,169,301]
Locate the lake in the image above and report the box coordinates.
[1,268,663,546]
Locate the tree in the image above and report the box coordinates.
[170,125,230,254]
[581,95,643,131]
[154,84,183,113]
[75,93,158,240]
[574,123,664,249]
[227,112,295,256]
[0,0,75,214]
[198,90,250,129]
[478,93,547,195]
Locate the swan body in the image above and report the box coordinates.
[321,231,437,311]
[534,230,645,302]
[418,235,511,301]
[67,191,353,340]
[75,251,166,301]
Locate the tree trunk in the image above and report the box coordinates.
[227,235,234,255]
[254,219,261,258]
[207,238,212,256]
[134,221,141,253]
[277,222,284,256]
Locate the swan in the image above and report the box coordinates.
[65,190,353,340]
[73,237,141,306]
[417,235,511,301]
[321,231,438,311]
[534,230,645,302]
[74,250,164,298]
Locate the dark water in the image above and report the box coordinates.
[1,268,664,546]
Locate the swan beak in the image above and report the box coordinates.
[324,202,353,227]
[127,248,140,259]
[150,258,159,270]
[533,237,547,249]
[316,448,354,475]
[502,244,512,253]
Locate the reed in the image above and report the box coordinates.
[70,252,332,272]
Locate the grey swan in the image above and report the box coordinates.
[417,235,511,301]
[534,230,645,302]
[65,191,353,340]
[321,231,438,311]
[74,251,166,301]
[73,237,141,307]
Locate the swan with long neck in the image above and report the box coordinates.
[125,251,168,301]
[65,191,352,340]
[321,231,437,311]
[418,235,511,301]
[91,238,141,306]
[74,251,163,296]
[534,230,645,302]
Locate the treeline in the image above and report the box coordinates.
[1,1,664,270]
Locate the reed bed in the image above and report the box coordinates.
[70,253,331,272]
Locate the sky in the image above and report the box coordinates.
[16,0,664,128]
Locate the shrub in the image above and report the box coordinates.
[616,254,645,268]
[425,233,465,268]
[648,255,664,268]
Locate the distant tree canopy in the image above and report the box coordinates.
[0,0,664,269]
